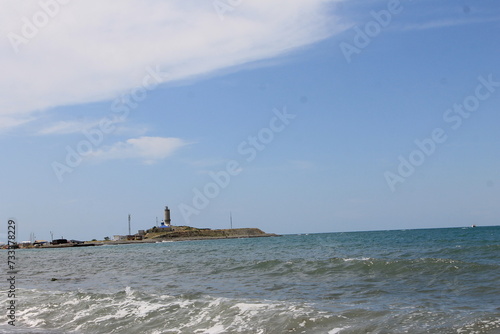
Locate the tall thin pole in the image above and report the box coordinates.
[128,214,131,235]
[230,211,233,229]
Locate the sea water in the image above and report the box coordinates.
[1,226,499,333]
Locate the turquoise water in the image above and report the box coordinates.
[1,226,499,333]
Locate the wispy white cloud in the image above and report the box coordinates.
[402,16,500,31]
[37,119,119,135]
[0,0,344,131]
[87,136,188,164]
[36,117,148,136]
[38,121,85,135]
[0,116,34,131]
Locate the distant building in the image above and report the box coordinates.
[114,232,144,241]
[51,239,68,245]
[33,240,48,247]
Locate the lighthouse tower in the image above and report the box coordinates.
[164,206,171,227]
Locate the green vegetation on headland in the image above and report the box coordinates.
[8,226,279,249]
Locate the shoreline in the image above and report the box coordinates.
[97,233,280,246]
[10,230,280,249]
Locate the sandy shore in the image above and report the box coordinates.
[21,232,280,249]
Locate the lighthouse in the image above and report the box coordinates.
[164,206,171,227]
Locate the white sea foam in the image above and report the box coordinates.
[343,257,371,262]
[194,324,226,334]
[16,307,46,328]
[457,318,500,334]
[232,302,268,313]
[328,327,350,334]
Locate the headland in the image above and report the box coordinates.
[11,226,279,249]
[6,205,279,249]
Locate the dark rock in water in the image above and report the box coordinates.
[51,278,58,281]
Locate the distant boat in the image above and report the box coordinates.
[471,224,477,228]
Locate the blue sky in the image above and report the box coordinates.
[1,0,499,241]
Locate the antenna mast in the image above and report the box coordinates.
[128,214,131,235]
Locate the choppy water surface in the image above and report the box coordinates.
[1,226,499,333]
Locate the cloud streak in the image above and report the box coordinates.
[0,0,343,131]
[87,136,189,164]
[402,16,500,31]
[37,118,121,135]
